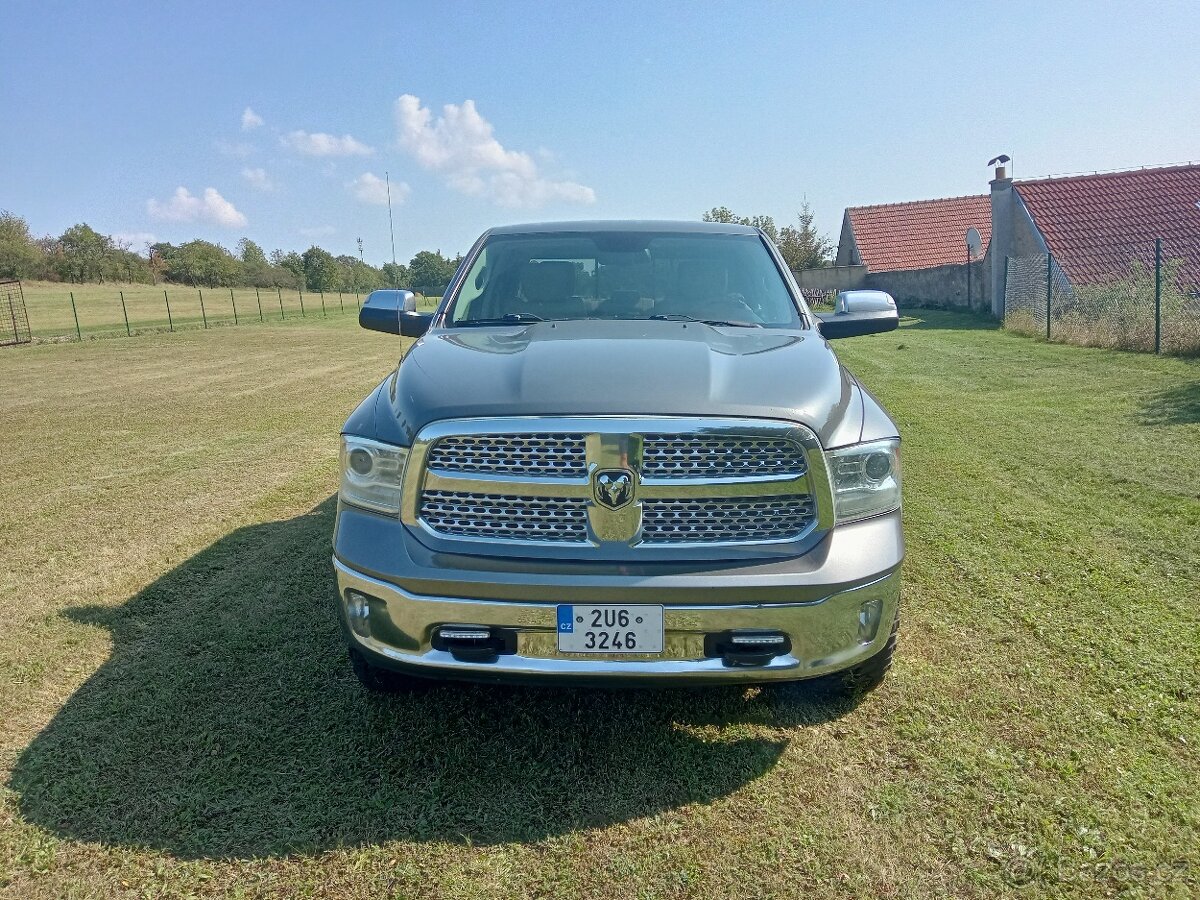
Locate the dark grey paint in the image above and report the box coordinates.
[352,319,895,449]
[345,220,899,450]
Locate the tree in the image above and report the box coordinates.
[161,240,238,286]
[702,205,830,270]
[407,250,456,296]
[237,238,268,268]
[105,235,150,283]
[381,262,409,289]
[0,210,41,279]
[301,245,340,292]
[59,223,111,282]
[776,203,832,271]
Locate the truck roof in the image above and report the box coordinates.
[486,220,762,236]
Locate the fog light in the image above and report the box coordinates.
[345,590,372,637]
[857,598,883,643]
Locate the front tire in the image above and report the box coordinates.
[772,613,899,700]
[348,649,425,694]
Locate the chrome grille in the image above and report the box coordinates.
[427,433,588,477]
[409,417,826,556]
[642,434,806,479]
[641,495,816,543]
[420,490,588,542]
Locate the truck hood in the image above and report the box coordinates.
[373,319,866,447]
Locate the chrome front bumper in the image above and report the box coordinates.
[332,505,903,686]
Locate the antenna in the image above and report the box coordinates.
[385,171,397,265]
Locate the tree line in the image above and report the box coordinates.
[0,210,461,296]
[0,204,833,298]
[701,203,833,271]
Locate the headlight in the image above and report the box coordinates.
[339,435,407,515]
[824,438,901,523]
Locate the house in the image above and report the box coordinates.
[828,162,1200,316]
[834,194,992,309]
[988,163,1200,316]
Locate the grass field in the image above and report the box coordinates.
[1,311,1197,898]
[12,280,439,341]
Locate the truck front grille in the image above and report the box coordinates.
[641,496,816,543]
[420,490,589,542]
[409,418,826,556]
[426,433,587,477]
[642,434,807,479]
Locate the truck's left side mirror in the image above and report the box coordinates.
[360,289,433,337]
[815,290,899,339]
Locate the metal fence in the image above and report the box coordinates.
[5,283,442,345]
[1,280,32,346]
[801,288,837,311]
[1004,240,1200,355]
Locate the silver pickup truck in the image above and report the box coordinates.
[334,221,902,695]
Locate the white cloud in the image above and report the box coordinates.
[281,130,374,157]
[348,172,408,206]
[147,187,248,228]
[241,107,264,130]
[393,93,595,208]
[241,167,275,191]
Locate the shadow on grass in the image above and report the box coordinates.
[1137,376,1200,426]
[11,497,855,859]
[898,309,1001,332]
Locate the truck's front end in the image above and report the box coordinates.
[334,222,902,692]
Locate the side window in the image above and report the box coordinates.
[452,247,489,321]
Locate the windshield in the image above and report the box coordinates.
[446,231,802,328]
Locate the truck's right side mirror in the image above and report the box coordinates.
[360,289,433,337]
[815,290,899,339]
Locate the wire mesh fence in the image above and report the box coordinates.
[5,282,442,344]
[1,280,32,346]
[801,288,837,311]
[1004,240,1200,355]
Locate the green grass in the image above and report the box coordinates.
[1,311,1197,897]
[14,280,439,341]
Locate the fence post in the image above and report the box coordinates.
[277,287,285,320]
[255,287,264,323]
[356,291,360,310]
[320,290,327,317]
[1045,253,1053,341]
[298,289,306,317]
[69,291,82,342]
[199,288,208,329]
[339,291,344,313]
[119,290,131,337]
[164,289,174,331]
[230,287,239,325]
[1154,238,1162,354]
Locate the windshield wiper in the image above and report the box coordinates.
[456,313,545,327]
[648,314,761,328]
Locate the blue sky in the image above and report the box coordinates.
[3,0,1198,265]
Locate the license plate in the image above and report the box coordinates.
[556,604,663,653]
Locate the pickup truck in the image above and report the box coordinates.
[334,221,902,695]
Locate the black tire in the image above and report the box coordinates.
[835,612,899,695]
[771,613,899,701]
[348,649,426,694]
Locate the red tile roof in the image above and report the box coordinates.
[845,195,991,272]
[1015,164,1200,285]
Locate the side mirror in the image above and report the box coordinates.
[815,290,899,339]
[360,289,433,337]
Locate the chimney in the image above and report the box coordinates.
[989,159,1014,318]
